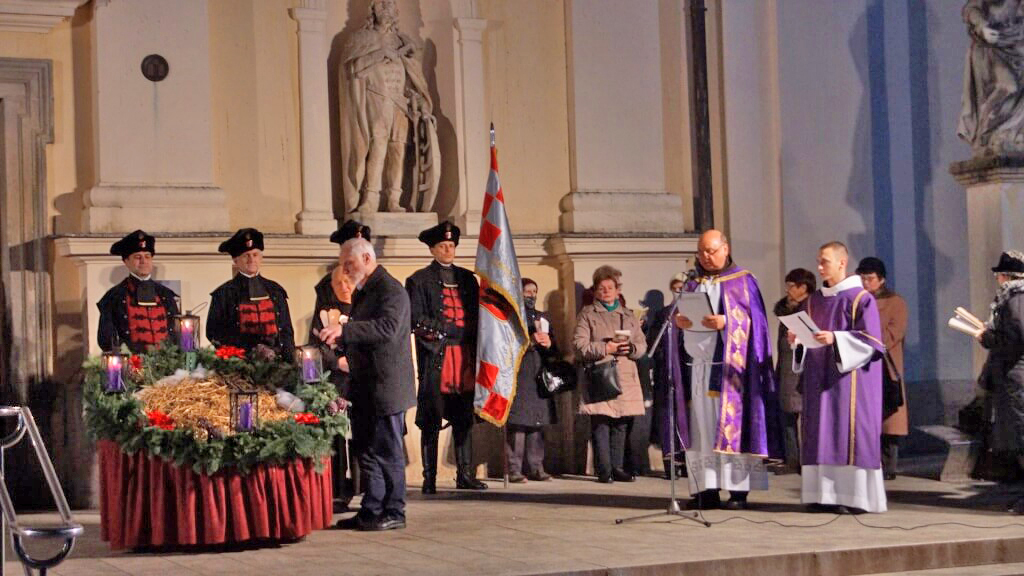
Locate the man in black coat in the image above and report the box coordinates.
[207,228,295,357]
[97,230,180,352]
[322,237,416,531]
[406,221,485,492]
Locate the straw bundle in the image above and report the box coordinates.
[137,376,292,439]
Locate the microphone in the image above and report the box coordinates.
[685,269,698,282]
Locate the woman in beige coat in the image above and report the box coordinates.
[575,266,648,483]
[857,257,908,481]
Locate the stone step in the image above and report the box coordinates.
[872,562,1024,575]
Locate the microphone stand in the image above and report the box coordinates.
[615,287,709,527]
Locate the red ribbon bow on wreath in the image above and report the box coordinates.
[146,410,175,430]
[294,413,320,425]
[215,346,246,359]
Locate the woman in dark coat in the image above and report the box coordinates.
[505,278,558,482]
[977,251,1024,513]
[310,265,357,510]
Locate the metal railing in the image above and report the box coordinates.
[0,406,82,576]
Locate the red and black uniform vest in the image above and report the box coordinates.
[96,276,180,353]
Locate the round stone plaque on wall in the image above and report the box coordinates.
[141,55,169,82]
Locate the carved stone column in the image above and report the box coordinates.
[453,17,488,234]
[291,0,336,235]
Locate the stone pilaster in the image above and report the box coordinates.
[291,0,336,235]
[453,17,488,234]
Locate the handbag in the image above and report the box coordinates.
[881,352,904,418]
[538,358,577,397]
[584,358,622,403]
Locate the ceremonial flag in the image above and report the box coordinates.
[474,126,529,426]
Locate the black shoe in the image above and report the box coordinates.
[336,513,374,530]
[611,468,635,482]
[508,473,527,483]
[836,505,866,515]
[687,490,720,510]
[883,471,896,481]
[806,503,839,514]
[596,473,614,484]
[333,498,351,514]
[422,477,437,495]
[456,474,488,490]
[723,492,748,510]
[527,471,552,482]
[365,513,406,531]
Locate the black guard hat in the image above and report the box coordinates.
[219,228,265,258]
[110,230,155,259]
[330,220,372,245]
[418,220,460,248]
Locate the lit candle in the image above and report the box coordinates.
[179,319,195,352]
[105,354,124,392]
[302,348,319,382]
[239,401,252,431]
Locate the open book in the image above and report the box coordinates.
[947,306,985,338]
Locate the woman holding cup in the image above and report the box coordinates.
[505,278,559,482]
[574,266,648,483]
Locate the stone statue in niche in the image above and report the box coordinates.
[339,0,440,214]
[959,0,1024,155]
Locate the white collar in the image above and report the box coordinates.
[130,272,151,282]
[436,260,453,268]
[239,271,259,279]
[820,274,862,297]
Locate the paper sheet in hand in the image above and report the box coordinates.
[676,292,715,332]
[778,311,825,348]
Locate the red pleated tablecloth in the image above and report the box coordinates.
[98,440,333,549]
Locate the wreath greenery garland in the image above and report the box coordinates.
[83,343,349,475]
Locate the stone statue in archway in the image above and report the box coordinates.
[959,0,1024,155]
[339,0,441,214]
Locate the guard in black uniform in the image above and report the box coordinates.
[97,230,179,353]
[207,228,295,356]
[406,221,485,492]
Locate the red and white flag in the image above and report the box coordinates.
[474,127,529,426]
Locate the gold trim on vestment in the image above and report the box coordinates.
[848,289,868,466]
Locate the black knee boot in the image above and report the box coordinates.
[421,429,439,494]
[454,426,487,490]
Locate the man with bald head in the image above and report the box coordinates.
[790,241,887,513]
[667,229,781,510]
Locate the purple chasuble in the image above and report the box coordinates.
[663,264,783,458]
[800,280,885,469]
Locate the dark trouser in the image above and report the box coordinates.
[420,394,476,481]
[352,410,407,520]
[505,425,545,476]
[624,405,653,476]
[882,434,900,477]
[591,415,629,478]
[782,411,801,470]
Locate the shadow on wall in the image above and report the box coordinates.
[328,0,459,218]
[846,0,950,390]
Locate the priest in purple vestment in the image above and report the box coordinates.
[791,241,887,514]
[667,230,782,510]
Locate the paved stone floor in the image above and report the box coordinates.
[7,473,1024,575]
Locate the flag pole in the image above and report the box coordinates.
[491,122,509,489]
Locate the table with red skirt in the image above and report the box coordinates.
[97,440,333,549]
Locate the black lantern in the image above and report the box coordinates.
[229,385,259,433]
[174,311,201,352]
[102,351,125,393]
[295,346,322,383]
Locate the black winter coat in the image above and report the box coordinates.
[507,309,558,428]
[97,276,180,353]
[980,284,1024,453]
[207,274,295,356]
[341,265,417,417]
[405,261,479,427]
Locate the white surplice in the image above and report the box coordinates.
[683,279,768,495]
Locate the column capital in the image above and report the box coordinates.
[454,17,486,42]
[290,6,327,29]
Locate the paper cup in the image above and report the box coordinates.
[614,329,630,342]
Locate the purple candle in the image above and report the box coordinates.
[301,349,319,382]
[239,402,252,431]
[179,320,195,352]
[105,355,124,392]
